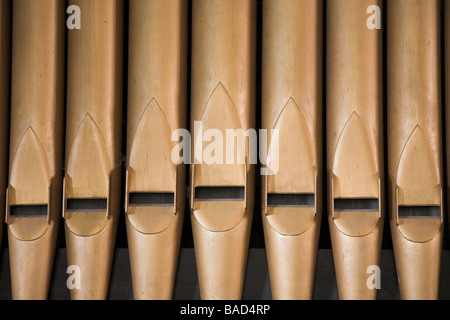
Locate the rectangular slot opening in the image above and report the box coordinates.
[195,187,245,201]
[334,198,379,212]
[398,206,441,218]
[10,205,47,217]
[128,192,174,207]
[66,198,107,212]
[267,193,314,207]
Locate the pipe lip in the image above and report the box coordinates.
[126,205,177,235]
[395,217,443,243]
[265,206,316,236]
[192,201,248,232]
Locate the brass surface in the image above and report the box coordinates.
[0,0,10,250]
[7,0,65,300]
[125,0,188,300]
[64,0,124,300]
[261,0,323,300]
[327,0,384,300]
[190,0,257,300]
[387,0,443,300]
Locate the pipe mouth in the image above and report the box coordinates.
[334,198,379,212]
[332,197,381,237]
[64,198,110,236]
[264,193,316,236]
[396,205,442,243]
[7,202,52,241]
[267,193,314,208]
[194,186,245,202]
[191,183,249,232]
[66,198,107,212]
[128,192,175,206]
[10,204,48,217]
[398,205,440,218]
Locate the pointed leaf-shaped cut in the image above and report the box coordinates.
[10,127,50,204]
[195,83,245,187]
[65,113,110,236]
[333,112,378,198]
[127,99,176,234]
[332,112,380,237]
[193,83,246,232]
[8,127,50,241]
[396,126,441,243]
[266,99,315,236]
